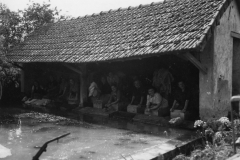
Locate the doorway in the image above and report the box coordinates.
[232,38,240,112]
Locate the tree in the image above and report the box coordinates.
[0,3,20,97]
[0,1,70,101]
[0,1,70,53]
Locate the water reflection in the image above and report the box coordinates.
[16,119,22,137]
[164,131,168,137]
[7,118,22,143]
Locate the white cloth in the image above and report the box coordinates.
[146,93,168,109]
[0,144,11,158]
[31,99,50,106]
[88,82,99,97]
[25,99,37,104]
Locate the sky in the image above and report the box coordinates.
[1,0,163,18]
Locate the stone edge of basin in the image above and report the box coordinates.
[117,138,203,160]
[227,153,240,160]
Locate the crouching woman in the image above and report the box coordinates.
[105,85,121,111]
[145,87,168,116]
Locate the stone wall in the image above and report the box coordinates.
[200,0,240,120]
[199,36,214,120]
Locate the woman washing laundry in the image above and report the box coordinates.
[105,85,121,111]
[170,81,190,113]
[145,87,168,116]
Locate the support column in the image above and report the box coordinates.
[79,64,88,107]
[20,63,25,92]
[199,37,214,120]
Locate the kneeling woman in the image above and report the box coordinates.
[105,85,121,111]
[145,87,168,116]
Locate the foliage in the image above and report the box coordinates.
[173,117,236,160]
[173,154,190,160]
[0,4,20,53]
[0,1,71,53]
[190,144,233,160]
[173,143,233,160]
[194,117,232,146]
[0,1,71,99]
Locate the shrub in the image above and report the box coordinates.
[173,117,236,160]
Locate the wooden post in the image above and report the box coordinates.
[79,64,88,107]
[64,64,82,75]
[20,63,25,92]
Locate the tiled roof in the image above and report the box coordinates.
[7,0,232,63]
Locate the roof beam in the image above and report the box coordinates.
[182,52,207,74]
[11,62,24,70]
[63,63,82,75]
[231,31,240,39]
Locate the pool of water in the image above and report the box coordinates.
[0,110,194,160]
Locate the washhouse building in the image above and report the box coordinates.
[6,0,240,120]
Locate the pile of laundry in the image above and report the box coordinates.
[22,97,51,106]
[169,117,183,126]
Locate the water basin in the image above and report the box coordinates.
[0,110,194,160]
